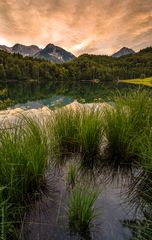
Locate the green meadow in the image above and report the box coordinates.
[119,77,152,87]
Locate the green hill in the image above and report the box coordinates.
[0,47,152,82]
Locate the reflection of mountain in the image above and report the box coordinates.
[0,80,140,111]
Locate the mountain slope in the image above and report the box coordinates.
[0,43,75,63]
[12,44,41,56]
[0,46,152,82]
[112,47,135,58]
[34,43,75,63]
[0,44,40,56]
[0,45,12,53]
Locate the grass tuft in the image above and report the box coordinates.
[103,91,151,168]
[78,107,103,168]
[0,115,49,238]
[66,162,79,190]
[67,186,100,237]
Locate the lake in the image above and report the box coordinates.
[0,80,149,110]
[0,80,151,240]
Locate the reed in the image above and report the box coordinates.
[103,91,151,167]
[67,186,100,236]
[51,108,80,159]
[78,107,103,168]
[0,115,49,238]
[66,162,79,190]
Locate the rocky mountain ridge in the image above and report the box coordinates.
[112,47,135,58]
[0,43,75,63]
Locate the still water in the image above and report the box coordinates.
[0,81,145,110]
[0,81,150,240]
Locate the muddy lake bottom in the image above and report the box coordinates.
[22,163,142,240]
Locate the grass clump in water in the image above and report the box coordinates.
[66,162,79,190]
[78,107,103,168]
[103,91,151,168]
[51,108,80,159]
[67,186,100,237]
[125,124,152,240]
[51,106,103,169]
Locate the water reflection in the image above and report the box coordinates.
[0,81,141,110]
[22,157,145,240]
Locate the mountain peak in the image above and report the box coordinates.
[0,42,75,63]
[34,43,75,63]
[112,47,135,58]
[0,45,12,52]
[45,43,55,48]
[12,44,40,56]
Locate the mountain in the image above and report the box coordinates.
[0,44,40,56]
[0,43,75,63]
[0,46,152,82]
[112,47,135,58]
[0,45,12,53]
[34,43,76,63]
[139,47,152,54]
[12,44,41,56]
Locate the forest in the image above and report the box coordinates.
[0,47,152,82]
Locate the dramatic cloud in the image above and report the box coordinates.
[0,0,152,55]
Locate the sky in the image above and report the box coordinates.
[0,0,152,56]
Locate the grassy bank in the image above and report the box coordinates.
[0,116,49,239]
[119,77,152,87]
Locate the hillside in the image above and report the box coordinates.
[0,47,152,82]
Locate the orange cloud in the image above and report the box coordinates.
[0,0,151,56]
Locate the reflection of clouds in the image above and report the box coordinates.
[0,0,151,56]
[50,97,65,106]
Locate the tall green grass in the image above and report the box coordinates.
[51,106,103,168]
[51,108,80,159]
[103,91,151,167]
[0,115,49,238]
[78,107,103,168]
[67,186,100,237]
[125,117,152,240]
[0,90,151,238]
[132,129,152,208]
[66,162,79,190]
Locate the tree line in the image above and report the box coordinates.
[0,47,152,82]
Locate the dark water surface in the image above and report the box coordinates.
[0,80,148,239]
[22,167,142,240]
[0,81,144,110]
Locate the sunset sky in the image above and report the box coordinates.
[0,0,152,56]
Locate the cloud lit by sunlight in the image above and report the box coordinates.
[0,0,151,56]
